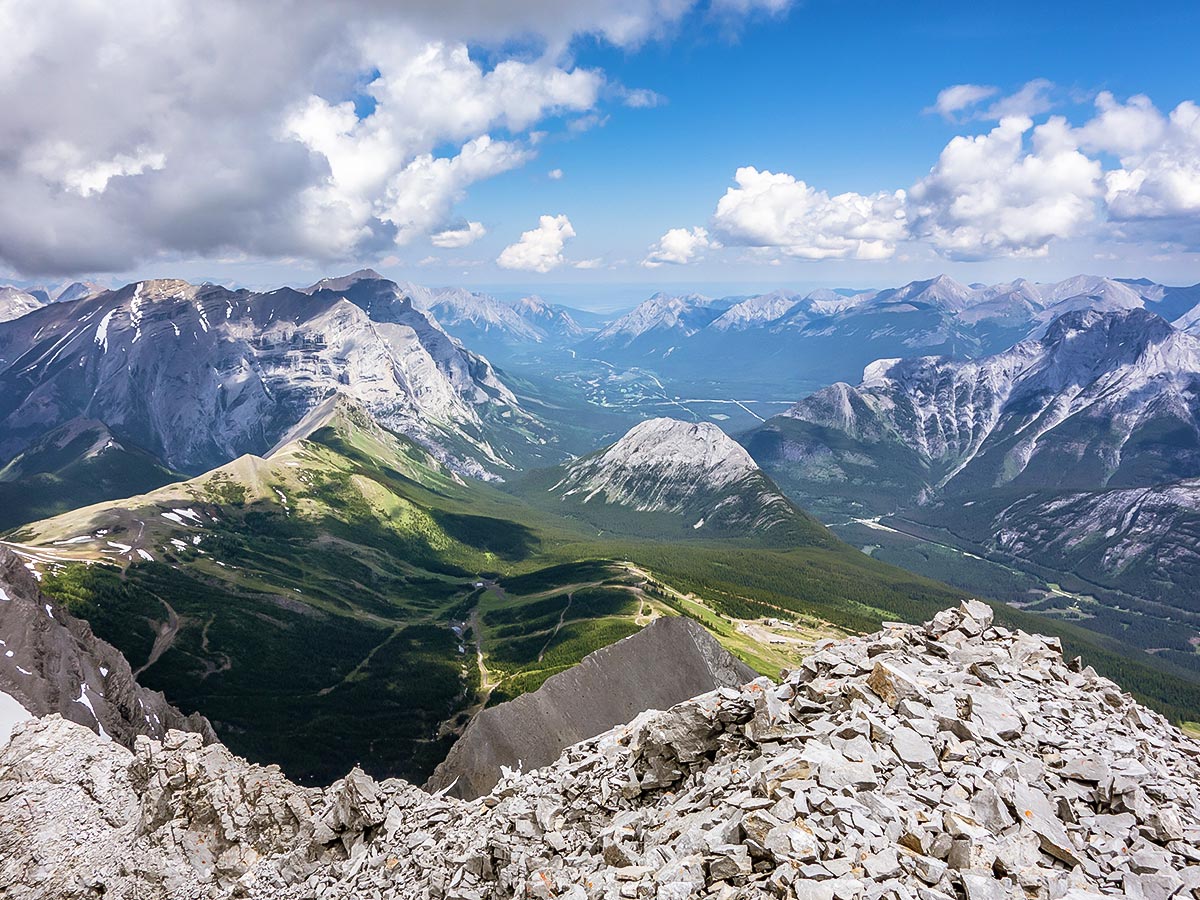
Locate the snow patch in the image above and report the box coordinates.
[73,685,110,740]
[93,310,116,351]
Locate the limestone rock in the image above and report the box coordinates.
[2,599,1199,900]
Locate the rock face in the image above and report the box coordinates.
[0,549,215,749]
[0,274,531,479]
[3,600,1199,899]
[545,418,818,538]
[426,617,756,799]
[0,286,42,324]
[767,308,1200,499]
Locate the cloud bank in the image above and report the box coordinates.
[0,0,789,276]
[680,90,1200,265]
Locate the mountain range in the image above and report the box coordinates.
[0,273,556,492]
[3,269,1200,787]
[743,307,1200,670]
[578,274,1200,397]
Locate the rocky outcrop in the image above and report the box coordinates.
[2,600,1199,899]
[0,549,215,749]
[426,616,756,799]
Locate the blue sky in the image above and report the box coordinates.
[3,0,1200,306]
[450,1,1200,298]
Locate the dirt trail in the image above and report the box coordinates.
[537,593,573,663]
[471,607,495,695]
[197,616,233,680]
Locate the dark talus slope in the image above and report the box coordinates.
[3,601,1199,899]
[426,615,755,799]
[0,549,214,748]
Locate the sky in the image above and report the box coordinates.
[2,0,1200,308]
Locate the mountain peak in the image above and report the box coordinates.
[605,417,759,475]
[303,269,387,294]
[1040,307,1177,355]
[538,417,819,538]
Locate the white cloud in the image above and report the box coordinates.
[29,145,168,198]
[928,80,1056,125]
[1072,94,1200,246]
[927,84,998,120]
[642,226,713,266]
[712,167,907,260]
[982,79,1056,120]
[497,214,576,272]
[574,258,603,269]
[0,0,790,276]
[906,116,1101,259]
[620,87,665,109]
[548,168,564,180]
[693,88,1200,266]
[1075,92,1167,157]
[431,220,487,248]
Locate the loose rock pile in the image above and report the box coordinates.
[2,600,1199,899]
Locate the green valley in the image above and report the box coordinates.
[6,396,1200,786]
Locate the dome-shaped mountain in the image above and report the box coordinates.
[527,417,830,542]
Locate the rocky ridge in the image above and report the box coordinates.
[426,617,756,800]
[2,600,1198,899]
[0,275,531,479]
[756,308,1200,501]
[0,549,215,750]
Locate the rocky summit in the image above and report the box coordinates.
[2,600,1198,899]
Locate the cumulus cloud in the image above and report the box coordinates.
[982,79,1056,120]
[548,168,564,180]
[497,214,576,272]
[431,220,487,248]
[712,167,907,260]
[0,0,792,276]
[906,116,1101,259]
[1071,93,1200,246]
[691,87,1200,265]
[642,227,714,266]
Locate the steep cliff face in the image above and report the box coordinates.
[425,616,756,799]
[2,601,1198,900]
[0,549,214,749]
